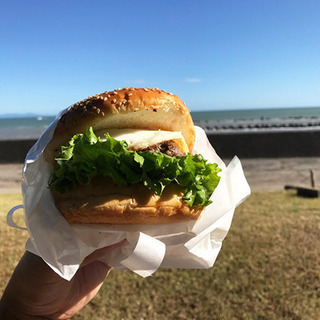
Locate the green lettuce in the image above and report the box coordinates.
[49,127,221,207]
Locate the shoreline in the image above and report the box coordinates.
[1,114,320,140]
[194,116,320,133]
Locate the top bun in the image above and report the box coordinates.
[44,88,195,163]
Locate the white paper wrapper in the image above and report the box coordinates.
[12,109,250,280]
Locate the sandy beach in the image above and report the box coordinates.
[1,157,319,194]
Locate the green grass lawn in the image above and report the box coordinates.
[1,191,319,320]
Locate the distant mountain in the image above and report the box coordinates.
[0,113,48,118]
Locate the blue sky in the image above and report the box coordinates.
[1,0,320,115]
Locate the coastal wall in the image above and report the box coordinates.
[0,140,36,163]
[1,129,320,163]
[208,130,320,158]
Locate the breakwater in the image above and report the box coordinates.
[1,129,320,163]
[207,130,320,158]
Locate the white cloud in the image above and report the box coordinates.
[133,79,147,84]
[184,78,201,83]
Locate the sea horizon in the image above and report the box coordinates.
[1,105,320,120]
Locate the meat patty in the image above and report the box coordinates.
[132,140,186,157]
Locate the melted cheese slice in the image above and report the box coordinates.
[97,128,189,153]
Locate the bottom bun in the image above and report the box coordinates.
[52,177,204,224]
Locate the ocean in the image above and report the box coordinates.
[0,106,320,140]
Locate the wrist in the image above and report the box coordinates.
[0,296,44,320]
[0,299,20,320]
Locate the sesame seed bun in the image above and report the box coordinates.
[45,88,201,225]
[44,87,195,164]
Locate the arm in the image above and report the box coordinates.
[0,241,124,319]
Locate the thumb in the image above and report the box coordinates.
[81,239,126,267]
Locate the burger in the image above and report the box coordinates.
[44,87,221,224]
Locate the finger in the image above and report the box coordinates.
[81,239,126,267]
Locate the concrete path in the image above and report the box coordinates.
[236,157,320,192]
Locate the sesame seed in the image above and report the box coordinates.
[101,111,105,116]
[128,93,133,96]
[112,99,117,103]
[143,88,149,92]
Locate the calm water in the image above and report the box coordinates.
[1,106,320,140]
[0,116,55,140]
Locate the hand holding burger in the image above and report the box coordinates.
[44,88,221,224]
